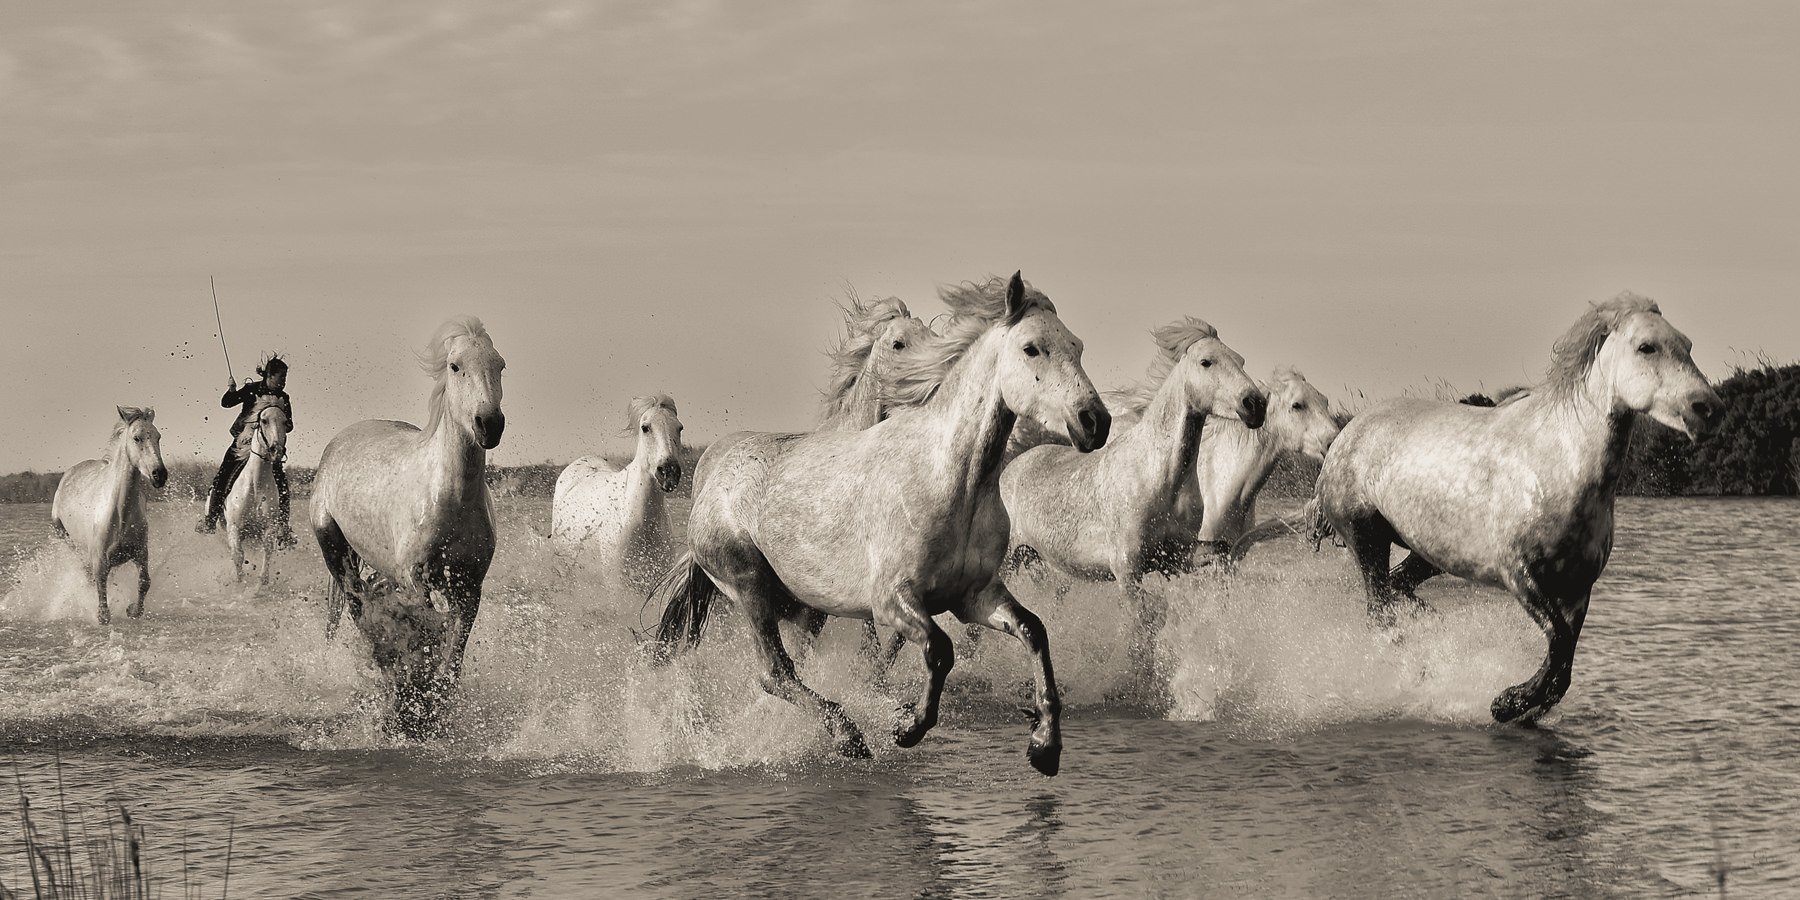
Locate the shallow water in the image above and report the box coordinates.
[0,496,1795,897]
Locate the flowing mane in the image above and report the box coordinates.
[419,316,489,435]
[109,407,155,444]
[882,276,1054,407]
[1105,317,1220,417]
[821,291,914,422]
[624,393,678,430]
[1543,292,1660,397]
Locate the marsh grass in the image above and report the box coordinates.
[1,761,233,900]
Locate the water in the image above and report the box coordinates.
[1,496,1795,897]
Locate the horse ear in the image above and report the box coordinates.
[116,405,129,421]
[1004,271,1026,323]
[144,408,155,423]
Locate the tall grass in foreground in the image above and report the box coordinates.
[1,763,233,900]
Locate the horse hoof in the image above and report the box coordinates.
[1027,739,1061,777]
[127,605,144,619]
[1490,687,1549,724]
[97,610,111,626]
[893,703,927,748]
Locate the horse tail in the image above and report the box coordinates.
[51,517,68,539]
[646,551,721,660]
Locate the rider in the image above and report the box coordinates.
[197,353,294,545]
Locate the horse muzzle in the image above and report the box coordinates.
[150,467,168,489]
[655,459,683,492]
[1071,404,1111,453]
[474,412,506,449]
[1240,391,1268,430]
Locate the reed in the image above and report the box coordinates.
[2,760,233,900]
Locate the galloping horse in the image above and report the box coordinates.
[1192,368,1340,558]
[51,407,168,625]
[310,317,507,738]
[1000,318,1265,681]
[551,394,685,597]
[224,399,290,585]
[1318,293,1720,723]
[654,273,1109,774]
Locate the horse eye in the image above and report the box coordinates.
[1292,402,1304,411]
[892,340,905,351]
[1200,359,1213,368]
[1637,343,1656,355]
[450,363,461,373]
[1024,345,1040,357]
[641,424,650,433]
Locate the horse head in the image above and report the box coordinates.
[253,401,289,464]
[994,272,1110,452]
[628,394,684,492]
[1264,368,1339,460]
[115,406,167,489]
[1559,294,1721,440]
[427,317,507,450]
[1157,318,1266,430]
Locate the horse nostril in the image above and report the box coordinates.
[1693,401,1718,422]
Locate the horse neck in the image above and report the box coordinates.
[1111,369,1206,501]
[923,335,1015,504]
[1539,375,1637,501]
[1203,417,1284,509]
[824,367,884,431]
[105,439,143,516]
[624,440,666,519]
[424,416,487,505]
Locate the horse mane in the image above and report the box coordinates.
[110,407,154,443]
[821,291,913,421]
[1105,317,1220,417]
[881,275,1054,407]
[623,393,678,432]
[1543,292,1661,396]
[419,316,489,434]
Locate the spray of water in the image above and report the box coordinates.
[0,503,1546,769]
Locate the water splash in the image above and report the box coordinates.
[0,502,1545,770]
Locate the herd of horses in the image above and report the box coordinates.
[46,273,1721,772]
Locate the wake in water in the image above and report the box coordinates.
[0,503,1546,770]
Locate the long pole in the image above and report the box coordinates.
[210,275,235,385]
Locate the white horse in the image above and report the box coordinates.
[551,394,685,597]
[654,273,1110,775]
[1318,293,1720,723]
[310,316,507,739]
[1191,368,1341,559]
[50,407,168,625]
[223,400,290,585]
[999,318,1265,682]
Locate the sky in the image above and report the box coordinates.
[3,1,1797,472]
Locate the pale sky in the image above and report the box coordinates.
[4,1,1797,472]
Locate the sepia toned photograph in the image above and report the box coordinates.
[2,2,1795,897]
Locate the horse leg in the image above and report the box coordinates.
[734,582,870,759]
[93,559,111,626]
[259,538,273,587]
[789,607,828,660]
[443,581,483,685]
[128,548,150,618]
[1388,552,1441,607]
[228,529,245,584]
[1120,574,1168,696]
[880,583,953,748]
[1493,588,1590,723]
[958,581,1062,776]
[314,516,357,638]
[1336,513,1405,623]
